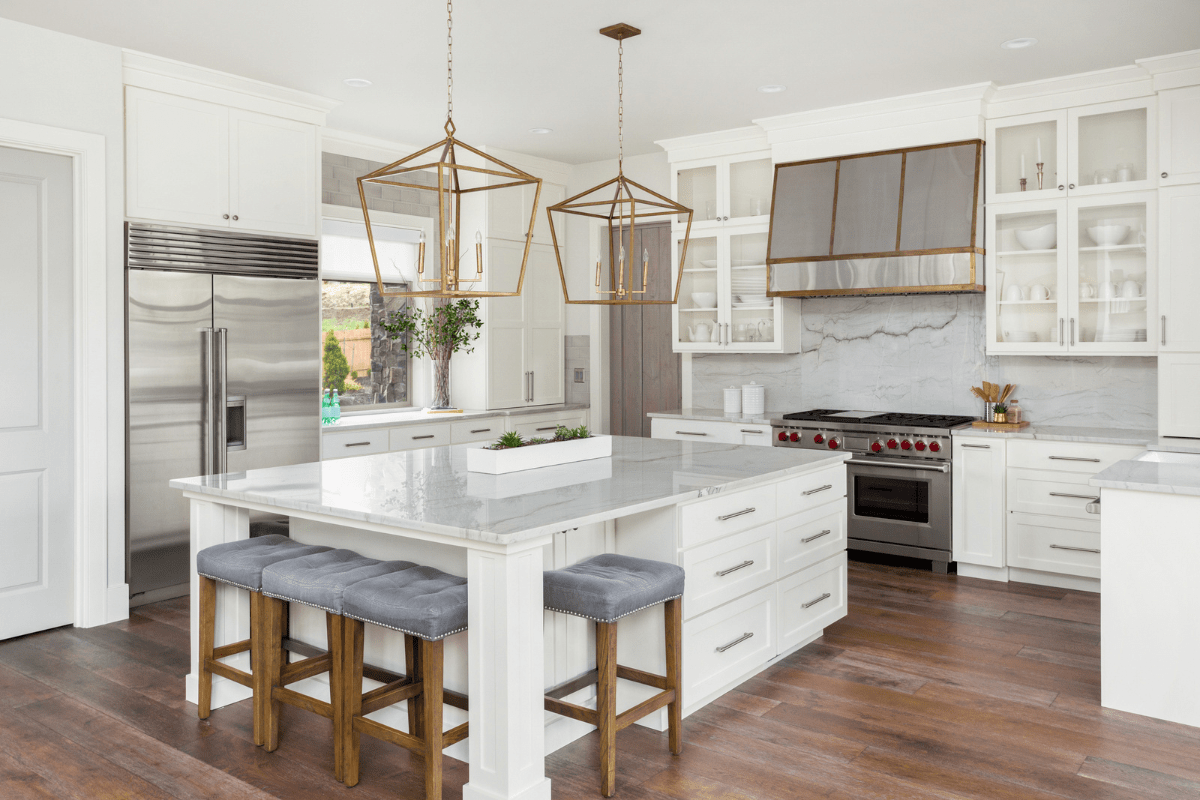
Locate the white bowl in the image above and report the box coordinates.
[690,292,718,309]
[1015,223,1057,250]
[1086,224,1130,246]
[699,259,718,268]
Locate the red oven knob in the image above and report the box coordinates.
[778,431,788,441]
[915,441,927,451]
[929,441,941,453]
[870,441,883,453]
[900,439,912,451]
[813,433,824,444]
[887,438,898,450]
[789,432,800,442]
[828,438,840,450]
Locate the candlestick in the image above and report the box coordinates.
[1037,137,1042,163]
[1020,177,1027,192]
[1021,153,1026,179]
[1036,161,1044,191]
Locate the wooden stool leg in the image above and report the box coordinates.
[197,576,216,720]
[664,598,683,756]
[342,618,365,788]
[260,595,286,752]
[596,621,619,798]
[328,613,346,782]
[405,634,425,739]
[421,638,445,800]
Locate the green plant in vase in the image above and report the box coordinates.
[992,403,1009,424]
[381,299,482,410]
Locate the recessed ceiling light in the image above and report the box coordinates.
[343,78,372,88]
[529,127,553,134]
[1000,37,1038,50]
[758,84,786,93]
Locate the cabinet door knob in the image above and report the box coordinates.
[1162,172,1169,178]
[232,215,239,221]
[1068,183,1075,189]
[223,214,230,220]
[1058,185,1065,191]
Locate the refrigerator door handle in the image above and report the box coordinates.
[215,328,229,475]
[201,328,216,476]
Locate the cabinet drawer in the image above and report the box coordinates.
[1008,468,1102,521]
[776,466,847,518]
[509,412,586,440]
[389,423,451,451]
[650,417,737,444]
[679,484,777,549]
[733,424,774,446]
[682,523,776,620]
[1006,440,1143,474]
[1007,513,1100,578]
[323,428,389,459]
[778,552,848,653]
[777,501,847,579]
[683,586,775,710]
[451,418,502,444]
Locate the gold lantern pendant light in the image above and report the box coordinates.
[357,0,543,299]
[547,23,694,305]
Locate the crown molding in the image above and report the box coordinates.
[1136,48,1200,91]
[319,127,424,165]
[123,49,339,126]
[986,63,1152,118]
[654,126,769,163]
[754,83,994,135]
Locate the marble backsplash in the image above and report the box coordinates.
[692,294,1157,428]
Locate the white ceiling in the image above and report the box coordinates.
[1,0,1197,164]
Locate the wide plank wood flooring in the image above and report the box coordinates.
[2,560,1199,799]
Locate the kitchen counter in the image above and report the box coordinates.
[1091,450,1200,496]
[326,403,589,433]
[952,423,1156,447]
[647,407,792,425]
[1146,437,1200,455]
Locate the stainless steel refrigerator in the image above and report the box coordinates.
[126,223,320,603]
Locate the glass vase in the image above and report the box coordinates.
[433,358,452,409]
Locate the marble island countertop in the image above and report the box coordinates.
[1092,450,1200,497]
[326,403,589,433]
[952,423,1157,447]
[171,436,848,544]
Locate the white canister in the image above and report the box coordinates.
[741,381,766,416]
[723,386,742,414]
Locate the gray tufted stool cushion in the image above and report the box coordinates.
[196,535,332,592]
[343,565,468,641]
[544,554,685,624]
[261,549,415,615]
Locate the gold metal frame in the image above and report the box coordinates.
[765,139,985,297]
[358,125,543,298]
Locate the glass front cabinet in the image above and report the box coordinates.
[987,192,1156,355]
[671,152,799,353]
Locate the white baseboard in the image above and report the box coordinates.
[104,584,130,625]
[1008,567,1100,594]
[185,671,254,709]
[957,563,1010,582]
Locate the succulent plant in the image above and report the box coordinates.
[494,431,524,449]
[993,403,1009,414]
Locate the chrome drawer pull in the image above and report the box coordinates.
[1049,456,1101,462]
[676,430,708,436]
[470,428,492,434]
[345,441,372,447]
[715,560,754,577]
[1049,492,1100,501]
[803,484,833,496]
[802,529,832,544]
[1050,544,1100,554]
[1086,501,1101,515]
[715,632,754,653]
[412,434,435,440]
[961,443,991,449]
[802,592,832,609]
[740,429,763,434]
[537,426,559,432]
[717,507,756,521]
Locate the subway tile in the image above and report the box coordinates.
[332,165,355,183]
[321,190,335,205]
[380,185,404,202]
[322,152,348,168]
[327,192,359,208]
[363,182,383,199]
[366,197,394,213]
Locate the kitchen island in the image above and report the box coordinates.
[171,436,849,800]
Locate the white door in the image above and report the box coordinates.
[1159,86,1200,186]
[527,244,565,405]
[1159,185,1200,352]
[228,108,317,236]
[951,437,1006,568]
[486,239,529,408]
[0,145,76,639]
[1159,354,1200,439]
[125,86,230,228]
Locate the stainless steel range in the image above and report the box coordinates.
[771,410,975,573]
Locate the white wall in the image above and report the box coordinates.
[0,18,127,590]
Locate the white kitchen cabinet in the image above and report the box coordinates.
[951,436,1006,569]
[1157,185,1200,351]
[649,417,772,446]
[673,152,774,229]
[985,192,1156,356]
[488,178,565,246]
[126,86,317,236]
[507,408,588,440]
[1157,86,1200,186]
[1159,353,1200,438]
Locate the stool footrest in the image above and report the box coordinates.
[616,689,675,732]
[444,722,469,747]
[361,678,422,716]
[273,685,333,720]
[354,715,426,754]
[206,658,253,689]
[544,697,598,726]
[280,653,332,686]
[212,639,251,660]
[545,664,670,701]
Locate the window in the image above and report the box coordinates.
[320,218,421,410]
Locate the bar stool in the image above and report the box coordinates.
[195,535,331,743]
[340,564,470,800]
[542,554,685,798]
[258,549,408,781]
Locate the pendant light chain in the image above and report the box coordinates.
[445,0,454,132]
[617,36,624,174]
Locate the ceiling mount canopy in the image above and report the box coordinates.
[357,0,543,299]
[547,23,694,305]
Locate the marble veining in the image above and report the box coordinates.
[1092,452,1200,497]
[170,437,848,544]
[328,403,590,433]
[953,424,1156,446]
[692,295,1157,428]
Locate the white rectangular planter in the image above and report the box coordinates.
[467,435,613,475]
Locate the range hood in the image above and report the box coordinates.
[766,139,984,297]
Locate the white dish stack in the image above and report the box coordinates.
[724,386,742,414]
[742,381,765,416]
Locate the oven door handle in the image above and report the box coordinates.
[846,458,950,474]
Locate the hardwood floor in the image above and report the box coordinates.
[2,560,1199,799]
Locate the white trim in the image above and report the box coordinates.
[1007,567,1100,594]
[655,126,769,163]
[320,127,426,166]
[0,116,122,628]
